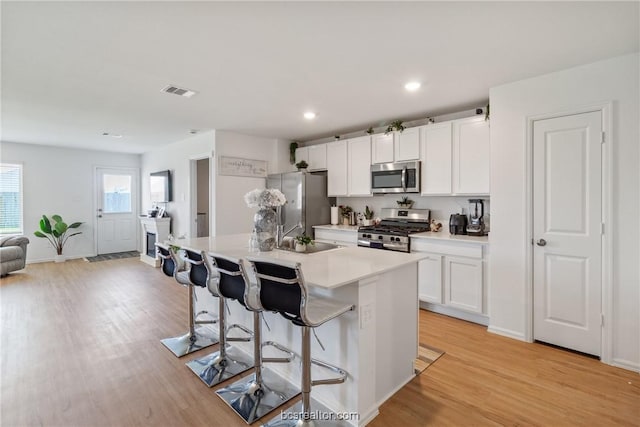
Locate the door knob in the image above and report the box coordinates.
[536,238,547,247]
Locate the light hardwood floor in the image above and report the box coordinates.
[1,259,638,426]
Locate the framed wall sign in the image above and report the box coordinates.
[218,156,267,178]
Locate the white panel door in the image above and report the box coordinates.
[96,168,138,254]
[348,136,372,196]
[295,147,309,166]
[452,117,490,194]
[421,122,452,194]
[326,140,348,196]
[395,127,420,161]
[533,111,602,356]
[418,254,443,303]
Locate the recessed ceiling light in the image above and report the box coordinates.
[303,112,316,120]
[404,81,421,91]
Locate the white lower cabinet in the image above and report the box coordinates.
[444,256,483,313]
[414,238,488,323]
[418,254,443,303]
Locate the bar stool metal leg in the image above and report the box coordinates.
[216,312,299,424]
[186,296,253,386]
[160,283,218,357]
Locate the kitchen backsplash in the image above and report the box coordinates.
[335,194,490,231]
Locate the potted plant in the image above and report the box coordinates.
[339,205,353,225]
[33,214,83,262]
[296,160,309,171]
[385,119,405,135]
[289,142,299,164]
[363,206,374,226]
[397,196,414,209]
[294,233,314,252]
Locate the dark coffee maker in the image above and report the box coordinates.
[449,214,468,235]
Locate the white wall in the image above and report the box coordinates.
[0,142,140,262]
[489,53,639,370]
[141,131,215,239]
[212,131,289,236]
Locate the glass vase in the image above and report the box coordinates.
[254,207,277,251]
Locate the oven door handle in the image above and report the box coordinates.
[401,167,407,192]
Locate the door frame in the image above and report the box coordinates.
[93,166,141,256]
[523,102,612,364]
[188,153,213,238]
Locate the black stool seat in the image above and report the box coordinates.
[155,242,218,357]
[246,256,354,427]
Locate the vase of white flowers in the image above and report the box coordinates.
[244,188,287,251]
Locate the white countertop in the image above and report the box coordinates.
[411,231,489,245]
[173,234,426,289]
[312,224,359,232]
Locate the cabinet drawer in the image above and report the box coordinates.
[314,229,357,245]
[412,240,483,259]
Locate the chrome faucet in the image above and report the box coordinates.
[277,222,302,248]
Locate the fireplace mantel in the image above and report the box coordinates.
[139,216,171,267]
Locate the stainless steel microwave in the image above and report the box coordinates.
[371,161,421,194]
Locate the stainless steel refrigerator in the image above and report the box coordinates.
[267,172,334,238]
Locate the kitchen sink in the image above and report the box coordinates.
[276,241,343,254]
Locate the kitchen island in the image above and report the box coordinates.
[174,234,426,426]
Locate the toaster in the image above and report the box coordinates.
[449,214,468,235]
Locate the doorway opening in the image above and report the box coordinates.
[190,157,210,238]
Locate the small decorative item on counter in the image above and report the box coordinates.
[339,205,353,226]
[245,188,287,251]
[330,206,339,225]
[396,196,414,209]
[429,219,443,232]
[363,206,374,226]
[365,127,374,135]
[248,228,259,252]
[294,233,314,252]
[295,160,309,171]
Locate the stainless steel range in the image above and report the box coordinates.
[357,208,431,253]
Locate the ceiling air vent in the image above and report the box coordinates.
[161,85,197,98]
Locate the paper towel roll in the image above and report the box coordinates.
[330,206,339,225]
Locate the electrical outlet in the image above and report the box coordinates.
[360,303,373,329]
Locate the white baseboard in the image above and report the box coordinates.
[487,324,527,341]
[611,358,640,373]
[26,253,95,264]
[358,408,380,426]
[421,302,489,326]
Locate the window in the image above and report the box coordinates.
[102,174,132,213]
[0,163,23,234]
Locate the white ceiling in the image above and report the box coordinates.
[2,1,638,154]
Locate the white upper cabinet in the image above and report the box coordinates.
[326,140,348,196]
[452,116,490,195]
[372,129,420,164]
[395,127,421,161]
[307,144,327,171]
[348,136,372,196]
[371,133,395,164]
[421,122,453,195]
[295,146,309,167]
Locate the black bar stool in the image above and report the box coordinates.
[183,249,254,387]
[155,242,218,357]
[212,253,300,424]
[246,257,355,427]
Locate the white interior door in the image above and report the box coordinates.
[533,111,602,356]
[96,167,138,254]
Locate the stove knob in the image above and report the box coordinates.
[378,235,384,240]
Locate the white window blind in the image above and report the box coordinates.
[0,163,23,235]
